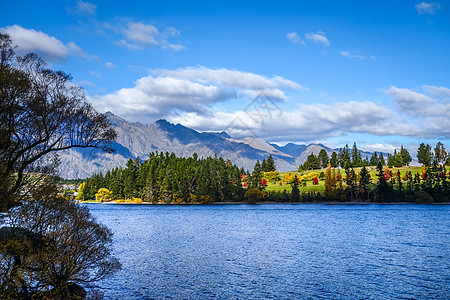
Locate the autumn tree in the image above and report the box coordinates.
[324,164,336,198]
[434,142,447,167]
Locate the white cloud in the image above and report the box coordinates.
[423,85,450,98]
[340,50,375,60]
[286,32,305,45]
[170,100,419,142]
[75,1,97,15]
[105,62,116,68]
[386,85,450,139]
[92,76,235,122]
[153,66,305,95]
[415,2,441,15]
[386,86,433,116]
[305,32,330,47]
[91,66,303,124]
[361,143,398,154]
[108,21,185,51]
[0,25,91,62]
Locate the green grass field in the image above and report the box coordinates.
[263,166,429,193]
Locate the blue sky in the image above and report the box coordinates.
[1,0,449,155]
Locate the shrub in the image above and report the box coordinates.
[265,171,281,182]
[201,195,214,204]
[414,191,434,204]
[244,188,265,204]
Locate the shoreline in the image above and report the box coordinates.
[80,201,450,206]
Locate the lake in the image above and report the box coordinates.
[86,204,450,299]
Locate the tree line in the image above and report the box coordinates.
[80,152,247,203]
[300,142,415,170]
[79,142,449,204]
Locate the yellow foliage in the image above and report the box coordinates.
[201,195,214,204]
[188,193,197,203]
[132,197,143,203]
[303,172,320,181]
[95,188,112,202]
[172,193,183,203]
[421,165,427,174]
[265,171,281,182]
[283,172,294,183]
[75,182,86,200]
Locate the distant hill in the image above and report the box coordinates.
[57,112,379,179]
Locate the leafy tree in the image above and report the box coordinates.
[95,188,112,202]
[324,164,336,198]
[0,33,119,298]
[264,171,281,182]
[318,149,329,168]
[75,182,86,201]
[0,33,116,211]
[434,142,447,167]
[417,143,432,166]
[1,197,120,298]
[283,172,294,184]
[244,188,265,204]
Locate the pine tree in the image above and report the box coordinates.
[318,149,329,168]
[359,166,371,201]
[400,145,412,166]
[266,155,276,172]
[369,152,379,166]
[338,144,351,169]
[417,143,433,166]
[351,142,363,167]
[379,152,386,166]
[394,153,404,168]
[330,152,338,168]
[291,175,300,202]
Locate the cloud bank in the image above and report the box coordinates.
[92,66,303,123]
[0,25,92,62]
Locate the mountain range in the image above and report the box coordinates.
[58,112,371,179]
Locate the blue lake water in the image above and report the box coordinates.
[86,204,450,299]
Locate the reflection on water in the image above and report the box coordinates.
[86,204,450,299]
